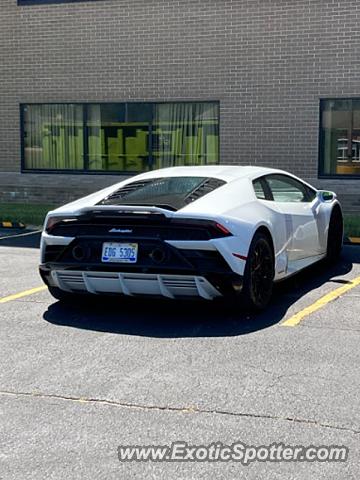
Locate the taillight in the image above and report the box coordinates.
[215,223,232,236]
[45,216,77,233]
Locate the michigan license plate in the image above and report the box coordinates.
[101,242,138,263]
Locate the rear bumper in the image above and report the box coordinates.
[39,223,247,299]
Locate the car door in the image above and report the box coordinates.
[263,174,320,261]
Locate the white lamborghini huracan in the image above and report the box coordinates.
[40,166,343,310]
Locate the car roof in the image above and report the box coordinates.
[131,165,283,183]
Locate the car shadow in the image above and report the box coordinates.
[42,246,360,338]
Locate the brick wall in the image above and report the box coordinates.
[0,0,359,211]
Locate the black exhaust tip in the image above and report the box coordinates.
[72,245,88,261]
[149,247,167,264]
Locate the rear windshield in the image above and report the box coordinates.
[99,176,226,211]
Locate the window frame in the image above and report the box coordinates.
[20,101,220,175]
[319,97,360,180]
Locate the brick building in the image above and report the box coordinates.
[1,0,359,212]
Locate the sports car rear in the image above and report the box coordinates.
[39,207,243,300]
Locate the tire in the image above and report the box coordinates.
[326,206,343,263]
[241,231,275,311]
[47,286,86,304]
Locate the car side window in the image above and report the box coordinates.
[253,179,267,200]
[265,175,315,203]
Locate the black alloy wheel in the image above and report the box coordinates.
[242,232,275,311]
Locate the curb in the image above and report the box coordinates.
[0,221,26,229]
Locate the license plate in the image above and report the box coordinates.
[101,242,138,263]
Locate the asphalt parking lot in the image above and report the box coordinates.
[0,228,359,479]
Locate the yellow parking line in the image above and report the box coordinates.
[282,276,360,327]
[0,286,47,304]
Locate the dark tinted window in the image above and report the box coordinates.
[100,176,226,211]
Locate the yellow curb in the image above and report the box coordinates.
[1,221,25,229]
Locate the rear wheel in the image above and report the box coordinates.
[326,207,343,262]
[241,232,275,311]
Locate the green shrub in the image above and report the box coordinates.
[0,203,56,227]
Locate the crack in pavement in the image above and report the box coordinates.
[0,389,358,435]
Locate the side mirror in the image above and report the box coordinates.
[317,190,335,202]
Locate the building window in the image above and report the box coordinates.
[319,99,360,177]
[21,102,219,173]
[23,104,84,170]
[18,0,101,5]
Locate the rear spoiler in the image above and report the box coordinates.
[78,205,175,218]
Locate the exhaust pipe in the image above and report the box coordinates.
[72,245,88,261]
[149,247,167,264]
